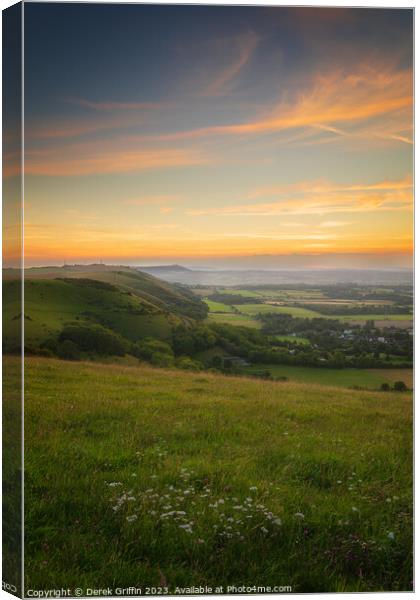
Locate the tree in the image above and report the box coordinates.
[59,323,127,356]
[176,356,202,371]
[150,352,174,368]
[394,380,408,392]
[132,338,174,361]
[57,339,81,360]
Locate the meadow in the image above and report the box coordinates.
[203,287,413,330]
[206,312,261,328]
[242,364,412,390]
[16,356,412,593]
[234,304,322,319]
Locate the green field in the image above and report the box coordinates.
[234,304,322,318]
[275,335,310,345]
[15,356,411,592]
[206,313,260,328]
[257,290,325,300]
[203,288,413,331]
[243,364,413,390]
[215,289,265,298]
[204,299,234,313]
[337,314,413,322]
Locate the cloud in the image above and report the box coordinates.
[24,60,412,157]
[200,31,259,97]
[24,147,208,176]
[187,177,413,217]
[248,177,413,199]
[320,220,353,228]
[136,61,412,146]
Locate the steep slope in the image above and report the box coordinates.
[4,264,207,320]
[3,274,205,352]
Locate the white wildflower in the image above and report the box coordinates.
[126,515,138,522]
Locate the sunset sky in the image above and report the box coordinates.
[5,4,413,267]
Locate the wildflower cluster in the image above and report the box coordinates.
[107,466,283,545]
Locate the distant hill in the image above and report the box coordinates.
[133,266,413,286]
[137,264,192,273]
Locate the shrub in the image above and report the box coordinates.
[394,380,408,392]
[150,352,174,368]
[132,338,174,361]
[59,323,127,356]
[57,340,81,360]
[380,383,391,392]
[176,356,203,371]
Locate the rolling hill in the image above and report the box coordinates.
[3,266,208,353]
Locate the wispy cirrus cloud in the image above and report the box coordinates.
[187,177,413,217]
[25,146,208,176]
[24,60,412,152]
[200,31,259,97]
[248,177,413,199]
[134,61,412,146]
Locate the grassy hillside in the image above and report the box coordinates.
[3,278,178,350]
[14,356,412,592]
[3,270,207,354]
[4,265,207,320]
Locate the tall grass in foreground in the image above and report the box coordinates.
[12,357,412,592]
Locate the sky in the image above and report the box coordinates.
[4,4,413,268]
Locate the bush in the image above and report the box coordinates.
[380,382,391,391]
[57,340,81,360]
[150,352,174,368]
[132,338,174,361]
[394,380,408,392]
[59,323,127,356]
[176,356,203,371]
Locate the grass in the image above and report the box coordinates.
[204,299,234,313]
[275,335,310,345]
[202,291,413,331]
[337,314,413,322]
[206,313,261,328]
[15,356,412,592]
[257,290,326,300]
[215,289,264,298]
[235,304,322,318]
[242,364,412,390]
[3,279,181,349]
